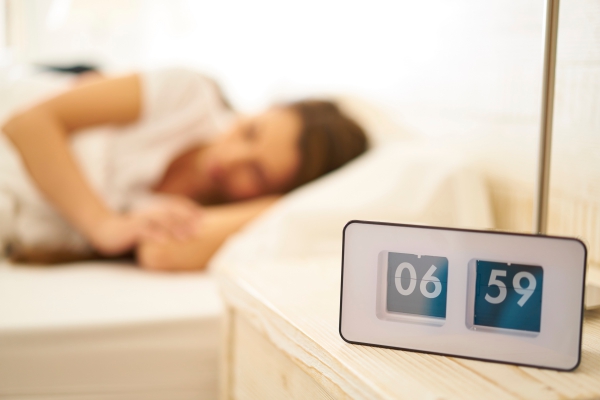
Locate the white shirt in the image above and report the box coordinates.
[0,67,235,255]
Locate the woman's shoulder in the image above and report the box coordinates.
[143,67,228,104]
[140,67,232,120]
[143,67,206,87]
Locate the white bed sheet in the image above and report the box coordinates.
[0,261,223,400]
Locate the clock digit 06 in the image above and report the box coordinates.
[386,252,448,320]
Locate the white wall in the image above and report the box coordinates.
[0,0,6,63]
[6,0,544,113]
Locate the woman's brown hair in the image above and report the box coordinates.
[286,100,369,190]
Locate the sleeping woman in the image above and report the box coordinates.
[1,68,368,270]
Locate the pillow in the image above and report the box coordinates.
[212,141,493,266]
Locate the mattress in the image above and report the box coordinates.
[0,261,223,400]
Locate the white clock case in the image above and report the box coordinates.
[339,220,587,371]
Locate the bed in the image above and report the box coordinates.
[0,261,222,399]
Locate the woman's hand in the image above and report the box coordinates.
[90,197,204,256]
[137,196,280,271]
[9,197,205,262]
[134,196,204,243]
[89,214,147,256]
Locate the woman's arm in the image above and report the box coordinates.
[137,196,280,271]
[2,75,145,255]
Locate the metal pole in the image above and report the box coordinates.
[534,0,560,235]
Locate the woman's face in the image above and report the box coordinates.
[201,107,302,202]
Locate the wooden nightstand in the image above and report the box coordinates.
[217,256,600,399]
